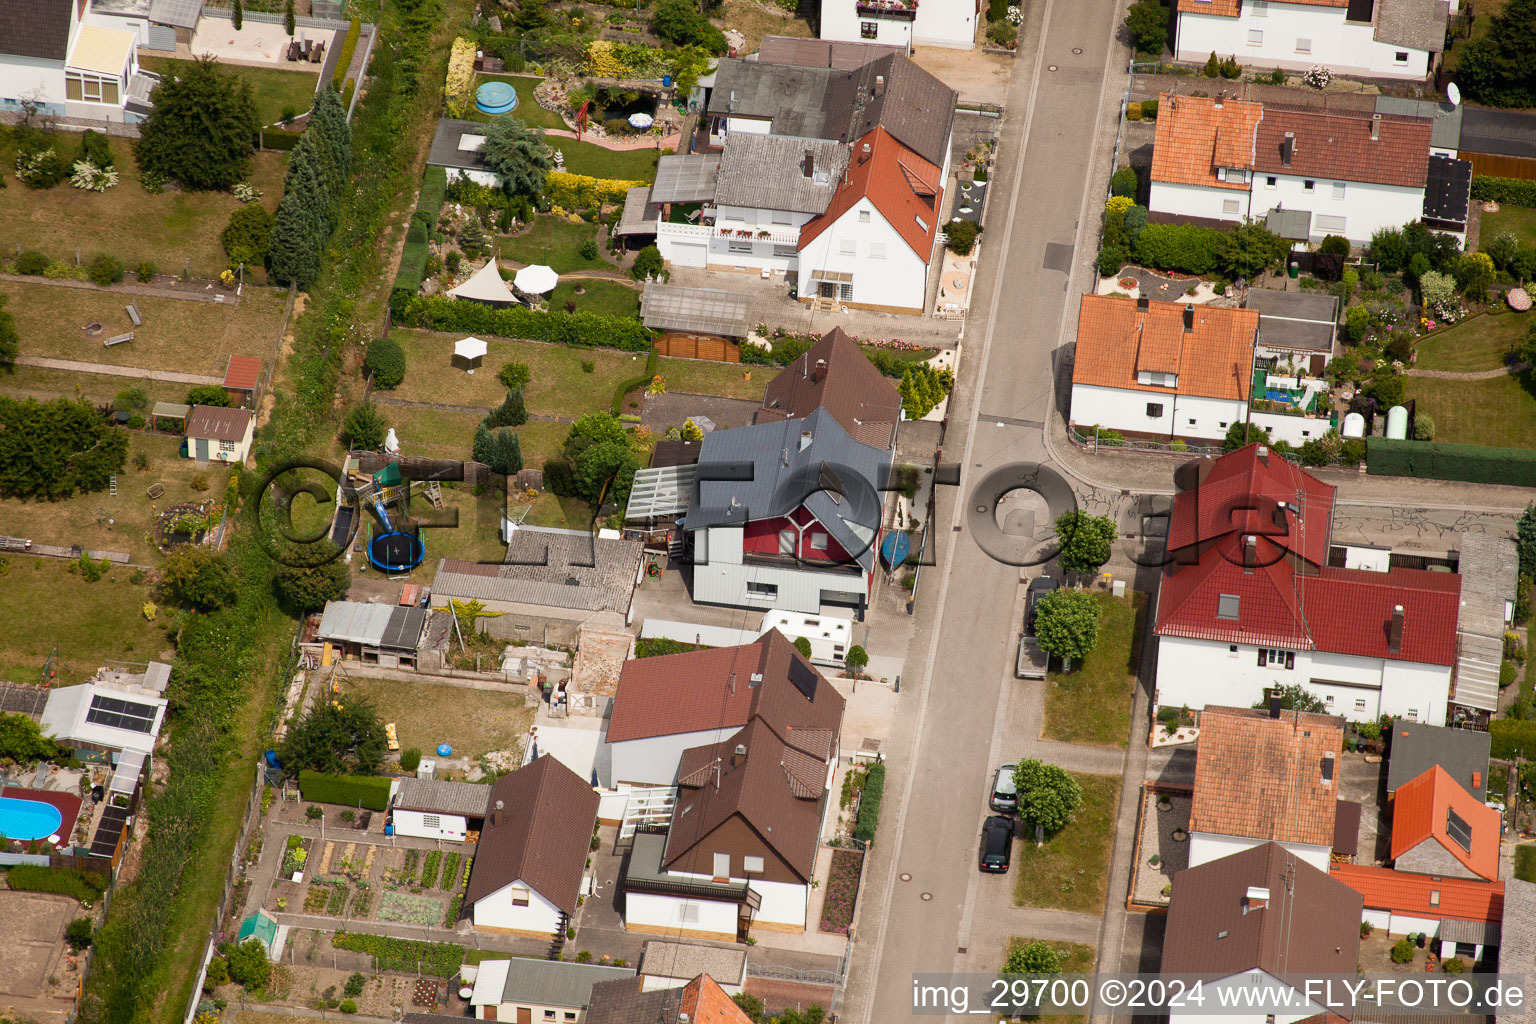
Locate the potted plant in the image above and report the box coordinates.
[1171,827,1188,842]
[1156,794,1172,811]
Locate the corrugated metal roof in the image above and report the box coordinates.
[615,186,660,237]
[1265,207,1313,241]
[626,464,697,519]
[185,405,253,442]
[149,0,203,29]
[1497,878,1536,1024]
[1455,533,1516,713]
[490,959,634,1009]
[640,284,749,338]
[316,601,394,645]
[650,154,720,204]
[1440,916,1500,946]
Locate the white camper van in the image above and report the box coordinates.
[758,610,853,667]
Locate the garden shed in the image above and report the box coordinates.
[183,405,254,464]
[236,910,278,953]
[390,777,492,842]
[222,355,262,407]
[314,600,429,669]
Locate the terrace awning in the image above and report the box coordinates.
[151,402,190,420]
[640,283,748,338]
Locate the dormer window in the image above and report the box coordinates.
[1136,371,1178,387]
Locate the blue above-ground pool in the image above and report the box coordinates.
[476,81,518,115]
[0,794,63,841]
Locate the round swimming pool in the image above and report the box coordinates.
[0,795,63,842]
[475,81,518,115]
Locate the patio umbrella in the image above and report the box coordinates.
[514,264,558,295]
[628,112,654,129]
[454,336,489,374]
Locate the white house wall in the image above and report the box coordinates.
[1148,181,1249,225]
[912,0,975,48]
[692,540,869,613]
[796,196,930,313]
[625,891,739,941]
[1249,174,1424,246]
[472,879,564,934]
[1187,831,1332,872]
[1175,5,1432,80]
[0,55,67,117]
[1248,411,1334,445]
[609,727,743,787]
[1070,384,1249,441]
[445,167,503,189]
[392,808,468,842]
[1171,970,1327,1024]
[818,2,914,48]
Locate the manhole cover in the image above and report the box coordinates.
[1072,47,1083,54]
[920,892,933,901]
[1048,64,1058,72]
[900,873,912,882]
[976,504,988,513]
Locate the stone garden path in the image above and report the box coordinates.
[15,355,221,386]
[1405,362,1528,380]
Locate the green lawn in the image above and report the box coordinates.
[1001,939,1097,1024]
[1517,844,1536,882]
[389,329,644,413]
[657,357,772,401]
[498,216,612,273]
[0,363,189,408]
[0,133,287,281]
[1412,311,1529,372]
[1042,593,1143,747]
[549,278,640,318]
[1404,370,1536,447]
[1445,0,1503,72]
[338,676,534,760]
[139,55,320,126]
[1012,773,1121,914]
[0,555,171,687]
[1481,205,1536,249]
[555,139,662,183]
[466,74,567,131]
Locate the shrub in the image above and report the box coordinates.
[485,389,528,428]
[1345,304,1370,343]
[399,747,422,772]
[65,917,94,950]
[187,383,230,407]
[631,245,664,281]
[1471,175,1536,208]
[1203,51,1220,77]
[16,250,50,275]
[205,956,230,989]
[579,238,599,260]
[227,938,270,989]
[792,636,814,659]
[853,763,885,843]
[473,424,524,476]
[341,402,388,450]
[1443,957,1466,974]
[332,17,362,92]
[298,771,393,811]
[159,547,237,610]
[136,261,156,283]
[4,866,106,903]
[1125,101,1142,121]
[1491,719,1536,759]
[498,361,532,391]
[1318,235,1350,256]
[986,20,1016,45]
[1110,166,1138,198]
[1413,413,1435,441]
[1141,99,1159,119]
[87,253,125,287]
[1097,244,1129,277]
[947,219,981,256]
[363,337,406,389]
[544,172,645,209]
[221,204,275,268]
[1124,0,1168,55]
[339,1000,358,1014]
[1134,223,1224,275]
[1391,939,1415,964]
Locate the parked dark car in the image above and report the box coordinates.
[979,815,1014,873]
[1025,576,1058,633]
[990,764,1019,813]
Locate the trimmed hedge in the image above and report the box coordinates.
[260,128,304,152]
[545,171,645,209]
[5,865,107,902]
[1133,222,1223,275]
[1470,175,1536,208]
[853,762,885,844]
[1366,437,1536,487]
[332,17,361,92]
[1491,719,1536,761]
[397,295,650,351]
[298,770,392,810]
[391,167,451,315]
[611,348,660,414]
[417,165,448,232]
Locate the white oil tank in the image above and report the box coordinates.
[417,759,435,780]
[1342,412,1366,438]
[1386,405,1409,440]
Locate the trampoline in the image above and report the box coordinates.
[368,530,425,572]
[476,81,518,115]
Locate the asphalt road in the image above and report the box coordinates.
[842,0,1130,1021]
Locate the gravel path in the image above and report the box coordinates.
[14,354,220,385]
[1404,361,1528,380]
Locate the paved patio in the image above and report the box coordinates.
[184,17,336,67]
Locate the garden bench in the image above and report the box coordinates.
[146,483,165,499]
[309,42,325,63]
[104,332,134,347]
[125,304,141,326]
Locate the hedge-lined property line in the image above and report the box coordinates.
[1366,437,1536,487]
[1471,175,1536,208]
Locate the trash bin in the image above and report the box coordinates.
[1288,261,1299,279]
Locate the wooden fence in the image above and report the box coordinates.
[1465,151,1536,182]
[654,333,741,362]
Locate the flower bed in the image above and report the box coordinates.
[378,891,444,926]
[817,849,865,935]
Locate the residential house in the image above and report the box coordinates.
[430,528,645,647]
[1171,0,1448,81]
[468,958,635,1024]
[1332,862,1503,954]
[584,973,755,1024]
[754,327,903,449]
[1243,289,1337,376]
[817,0,977,50]
[1187,706,1350,872]
[1152,444,1462,724]
[636,940,748,994]
[0,0,162,123]
[650,52,955,315]
[1390,765,1500,881]
[183,405,254,464]
[1385,720,1490,800]
[463,756,600,938]
[389,778,491,842]
[1162,842,1362,1024]
[40,681,167,759]
[687,406,890,614]
[605,630,845,787]
[1148,94,1472,246]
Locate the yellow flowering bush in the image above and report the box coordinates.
[545,171,645,208]
[444,38,476,118]
[1105,195,1134,216]
[585,40,632,79]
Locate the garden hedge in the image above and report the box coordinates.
[853,762,885,844]
[1470,175,1536,208]
[396,295,651,350]
[1491,719,1536,761]
[1366,437,1536,487]
[331,18,361,92]
[417,166,448,232]
[4,865,107,902]
[1133,223,1224,276]
[298,770,392,810]
[545,172,645,209]
[259,128,303,152]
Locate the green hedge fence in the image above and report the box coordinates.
[396,295,651,351]
[298,770,392,810]
[1491,719,1536,761]
[1366,437,1536,487]
[853,763,885,844]
[1470,175,1536,208]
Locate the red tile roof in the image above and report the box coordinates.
[1071,294,1260,401]
[223,355,262,391]
[799,126,942,264]
[1190,706,1343,847]
[679,975,755,1024]
[1331,862,1504,922]
[1150,94,1263,190]
[1390,765,1501,880]
[1253,106,1433,189]
[1176,0,1347,15]
[1166,443,1336,567]
[1302,566,1461,666]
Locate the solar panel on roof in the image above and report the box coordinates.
[86,694,157,734]
[788,659,819,702]
[1446,807,1473,852]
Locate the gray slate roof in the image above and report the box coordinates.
[1247,288,1338,354]
[433,527,643,614]
[715,134,848,214]
[639,939,747,985]
[0,0,72,61]
[1498,879,1536,1024]
[756,35,904,70]
[490,959,635,1009]
[1454,532,1517,713]
[1373,0,1448,53]
[1385,720,1491,800]
[1375,96,1462,151]
[427,118,490,172]
[688,406,889,572]
[1461,106,1536,160]
[395,777,492,816]
[584,976,682,1024]
[650,154,720,204]
[708,60,839,138]
[841,52,958,172]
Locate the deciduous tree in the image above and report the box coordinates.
[1053,510,1117,579]
[1033,589,1100,670]
[1012,759,1082,835]
[159,547,238,610]
[1002,940,1062,975]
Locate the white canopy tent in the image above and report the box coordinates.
[448,259,517,307]
[513,264,559,295]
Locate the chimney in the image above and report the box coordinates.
[802,149,815,178]
[1182,303,1195,333]
[1322,750,1335,787]
[1136,295,1149,312]
[1273,499,1288,529]
[1268,690,1282,719]
[1389,604,1404,654]
[1244,534,1258,570]
[1281,132,1295,167]
[1371,113,1381,141]
[860,141,872,162]
[800,430,813,452]
[492,799,505,828]
[1244,886,1270,912]
[874,74,885,97]
[1256,444,1269,462]
[679,1015,691,1024]
[812,358,827,383]
[735,743,748,758]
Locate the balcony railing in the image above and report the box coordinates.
[856,0,918,18]
[714,223,801,246]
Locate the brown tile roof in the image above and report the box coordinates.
[1189,706,1344,848]
[1390,765,1501,880]
[607,630,844,744]
[222,355,262,391]
[0,0,72,61]
[1253,105,1432,189]
[756,35,904,70]
[1150,94,1264,190]
[184,405,253,443]
[464,755,599,916]
[754,327,903,449]
[680,974,755,1024]
[1070,294,1259,400]
[799,126,942,265]
[1163,842,1362,978]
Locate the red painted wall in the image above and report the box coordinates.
[740,510,857,563]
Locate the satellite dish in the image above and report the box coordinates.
[1447,82,1461,107]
